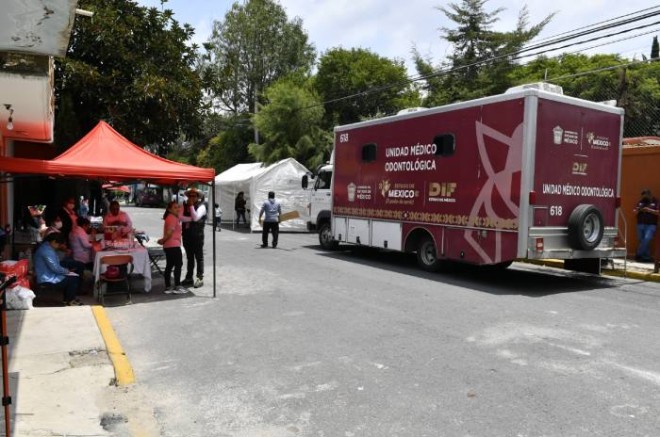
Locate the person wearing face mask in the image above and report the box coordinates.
[41,216,86,277]
[59,197,78,242]
[633,188,659,262]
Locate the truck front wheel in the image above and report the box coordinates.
[416,236,441,272]
[319,222,338,250]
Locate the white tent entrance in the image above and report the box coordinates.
[215,158,311,232]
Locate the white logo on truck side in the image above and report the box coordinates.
[586,131,611,150]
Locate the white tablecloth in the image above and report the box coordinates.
[92,246,152,292]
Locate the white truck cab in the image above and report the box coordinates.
[301,156,334,247]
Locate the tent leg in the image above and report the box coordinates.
[212,180,216,298]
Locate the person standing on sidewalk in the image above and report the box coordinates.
[634,188,659,262]
[259,191,281,248]
[180,188,207,288]
[157,202,188,294]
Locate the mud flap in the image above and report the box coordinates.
[564,258,601,274]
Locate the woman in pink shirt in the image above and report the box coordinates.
[157,202,188,294]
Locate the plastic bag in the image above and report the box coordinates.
[6,286,36,310]
[104,265,120,279]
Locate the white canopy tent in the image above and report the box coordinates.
[215,158,311,232]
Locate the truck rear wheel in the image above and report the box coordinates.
[319,222,338,250]
[567,204,604,250]
[416,236,441,272]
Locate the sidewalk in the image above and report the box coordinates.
[526,257,660,282]
[1,257,658,435]
[4,306,116,435]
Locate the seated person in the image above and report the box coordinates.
[40,216,86,276]
[103,200,133,237]
[69,217,95,271]
[34,233,82,306]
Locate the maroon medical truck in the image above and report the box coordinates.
[325,84,626,272]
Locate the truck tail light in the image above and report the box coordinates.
[535,238,544,252]
[529,190,537,205]
[615,197,621,208]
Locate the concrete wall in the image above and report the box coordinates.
[621,145,660,258]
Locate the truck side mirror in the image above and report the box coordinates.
[302,175,309,189]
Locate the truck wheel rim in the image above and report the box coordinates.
[583,212,601,243]
[421,242,436,264]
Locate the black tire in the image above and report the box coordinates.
[489,260,513,270]
[318,222,338,250]
[416,236,442,272]
[567,204,604,250]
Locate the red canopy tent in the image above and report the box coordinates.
[0,121,218,297]
[101,184,130,193]
[0,121,214,184]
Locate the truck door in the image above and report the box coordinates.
[311,169,332,222]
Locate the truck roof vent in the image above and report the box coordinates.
[505,82,563,95]
[396,107,428,115]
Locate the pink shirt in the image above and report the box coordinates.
[162,213,181,248]
[69,226,93,263]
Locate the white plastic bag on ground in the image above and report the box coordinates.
[6,286,36,310]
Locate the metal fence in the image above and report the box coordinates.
[547,63,660,138]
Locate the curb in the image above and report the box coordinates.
[523,259,660,283]
[91,305,135,386]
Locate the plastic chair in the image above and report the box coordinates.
[96,254,133,305]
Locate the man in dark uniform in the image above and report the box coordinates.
[181,187,207,288]
[634,188,659,262]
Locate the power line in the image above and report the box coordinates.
[546,57,660,82]
[530,4,660,44]
[316,7,660,108]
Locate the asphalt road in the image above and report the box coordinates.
[107,206,660,437]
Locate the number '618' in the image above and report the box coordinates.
[550,206,563,216]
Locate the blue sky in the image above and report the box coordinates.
[136,0,659,74]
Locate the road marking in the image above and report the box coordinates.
[91,305,135,386]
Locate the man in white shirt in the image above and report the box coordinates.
[180,188,207,288]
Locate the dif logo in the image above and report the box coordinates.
[429,182,457,197]
[572,162,587,176]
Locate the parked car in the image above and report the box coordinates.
[135,189,163,207]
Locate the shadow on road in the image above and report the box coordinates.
[308,245,621,298]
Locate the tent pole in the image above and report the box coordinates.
[211,178,220,297]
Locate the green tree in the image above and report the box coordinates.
[416,1,553,104]
[55,0,203,154]
[248,78,332,169]
[314,48,420,127]
[203,0,315,116]
[509,53,660,137]
[651,36,659,59]
[198,114,254,173]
